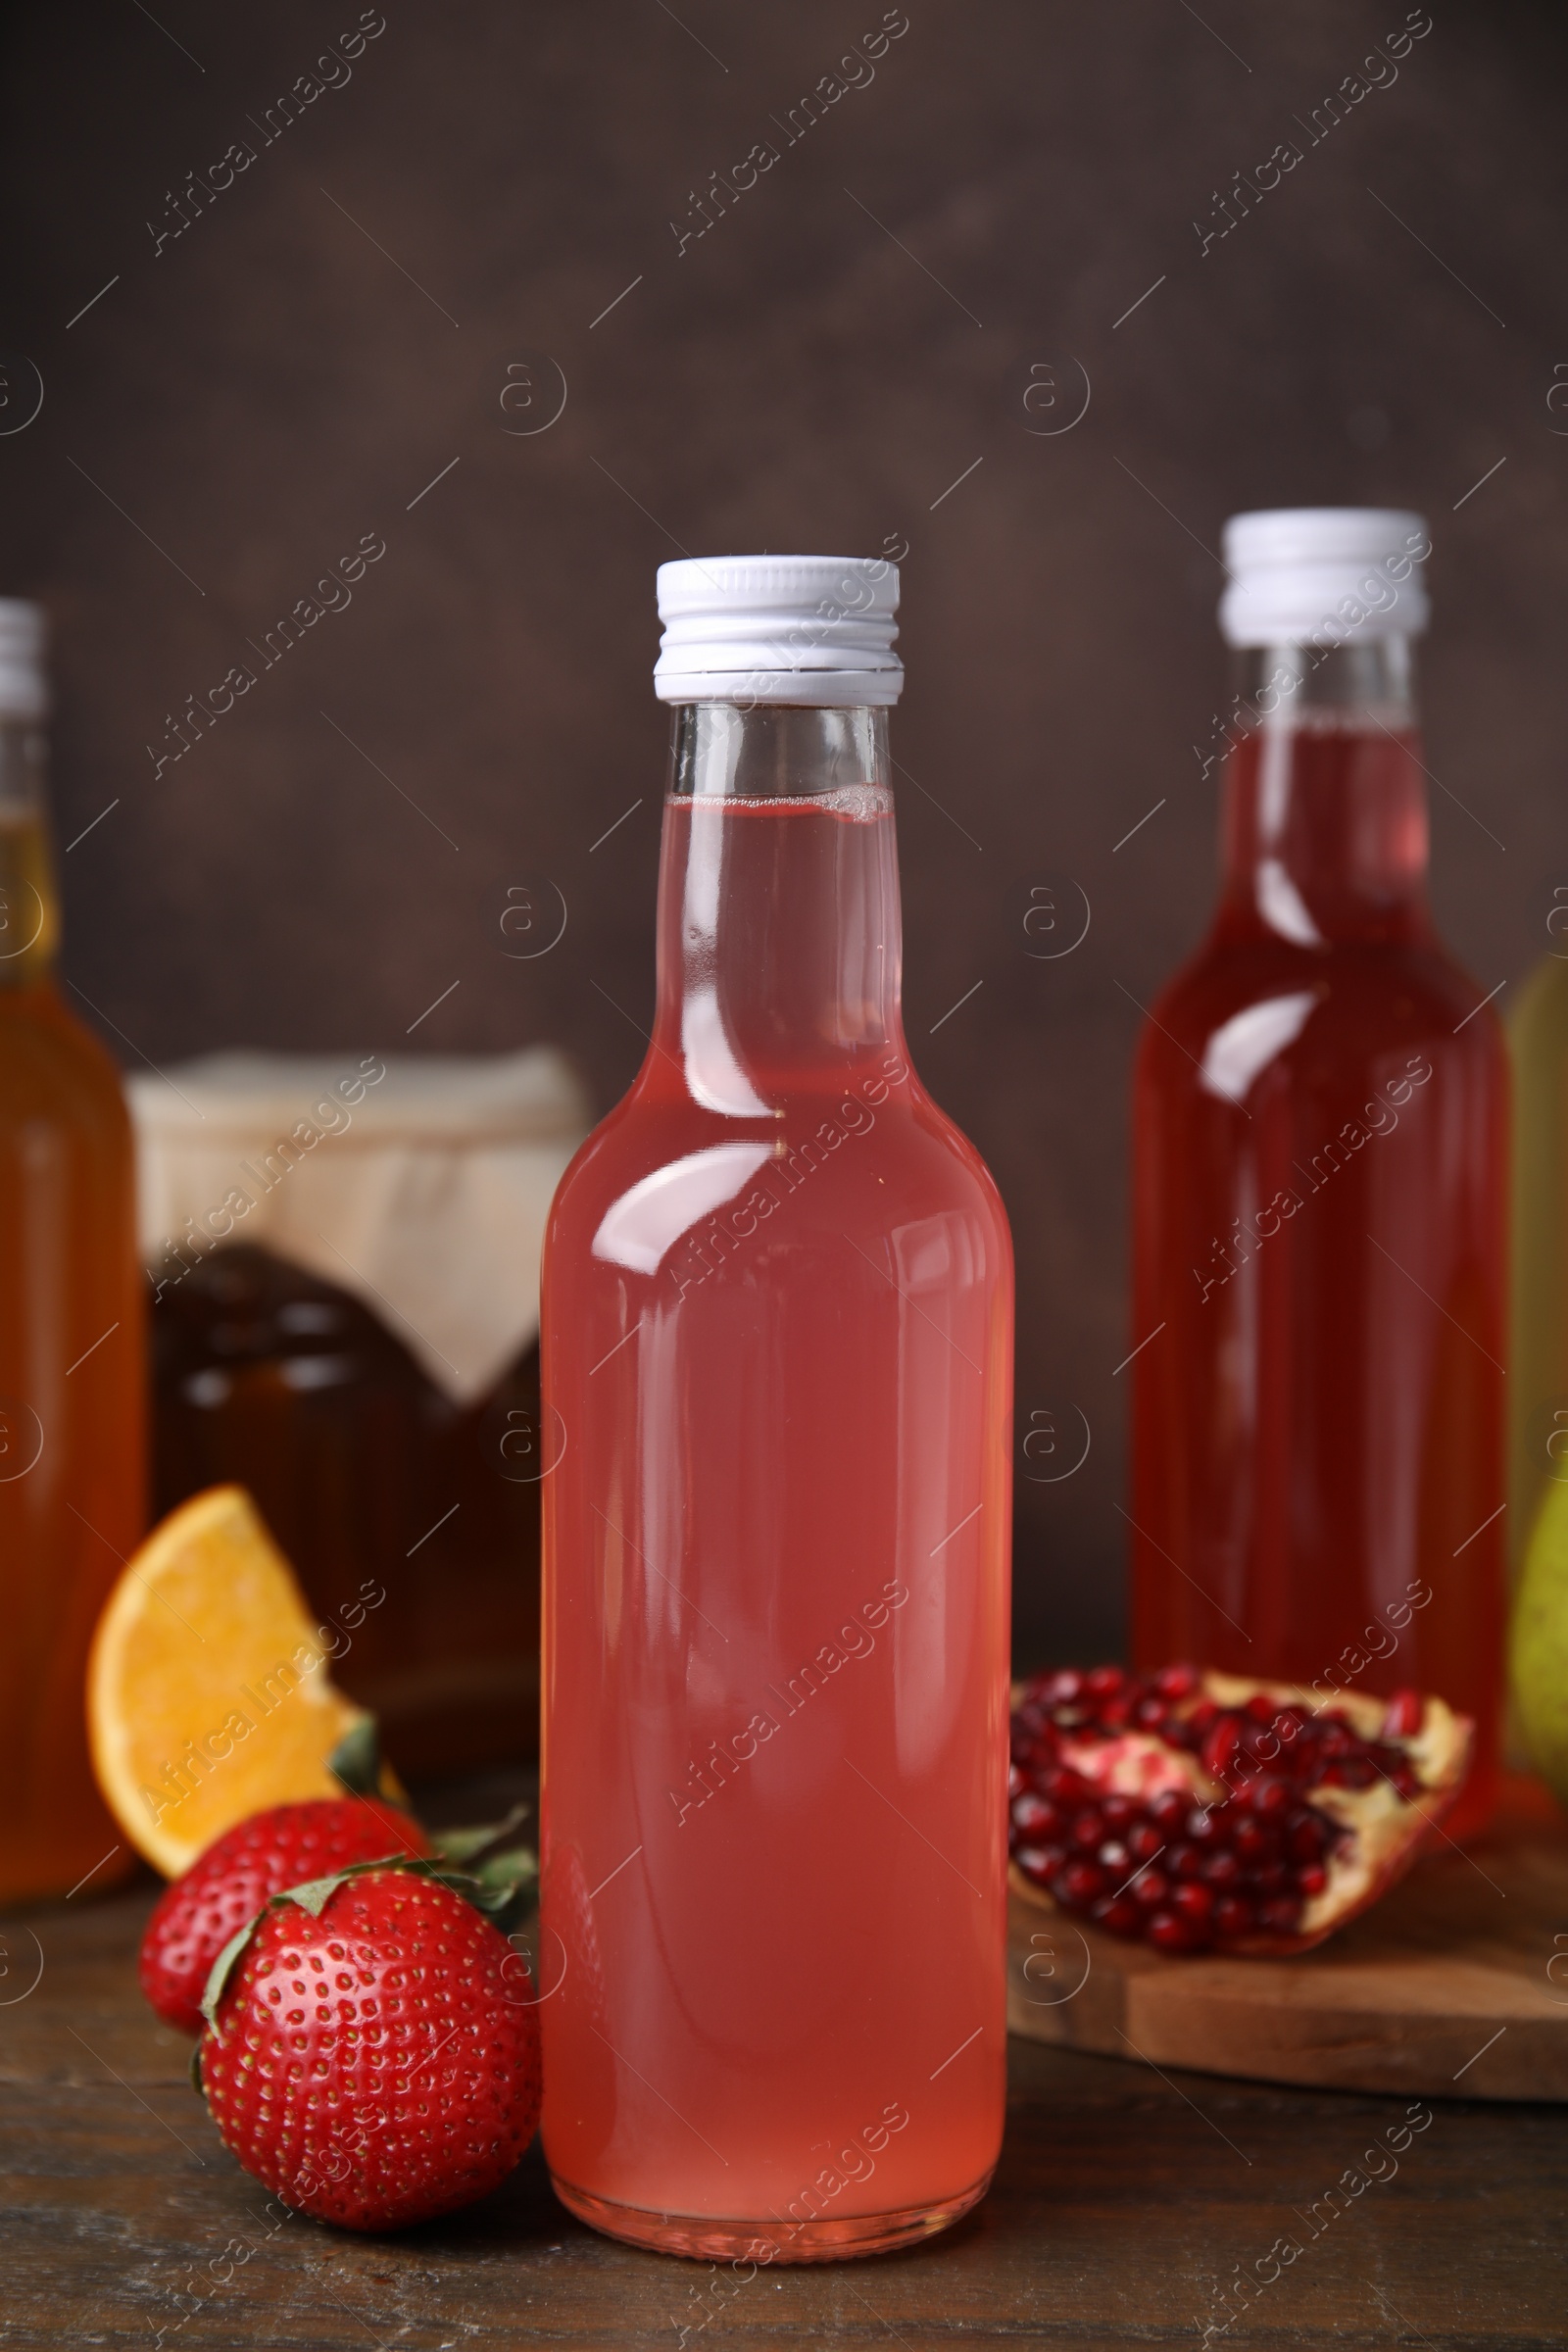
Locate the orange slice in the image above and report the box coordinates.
[88,1485,370,1877]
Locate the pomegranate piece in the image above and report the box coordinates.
[1007,1666,1472,1956]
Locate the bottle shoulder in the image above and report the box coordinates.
[546,1060,1011,1267]
[1132,931,1505,1127]
[0,982,133,1142]
[1143,929,1501,1055]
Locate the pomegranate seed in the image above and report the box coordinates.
[1296,1863,1328,1897]
[1070,1810,1104,1851]
[1039,1668,1084,1705]
[1286,1810,1329,1863]
[1200,1849,1242,1889]
[1232,1817,1278,1865]
[1257,1895,1300,1936]
[1185,1806,1224,1847]
[1084,1665,1125,1702]
[1154,1664,1200,1700]
[1134,1695,1166,1729]
[1254,1861,1289,1895]
[1250,1777,1293,1819]
[1130,1868,1169,1909]
[1202,1717,1242,1779]
[1100,1694,1134,1730]
[1150,1788,1192,1834]
[1057,1860,1105,1907]
[1148,1909,1204,1953]
[1246,1692,1277,1725]
[1014,1843,1064,1886]
[1097,1839,1131,1878]
[1011,1792,1060,1838]
[1189,1697,1219,1734]
[1128,1822,1164,1864]
[1101,1794,1138,1835]
[1007,1763,1026,1800]
[1392,1765,1420,1800]
[1092,1894,1142,1936]
[1171,1881,1213,1924]
[1382,1688,1423,1740]
[1168,1842,1204,1881]
[1043,1767,1088,1803]
[1213,1894,1253,1939]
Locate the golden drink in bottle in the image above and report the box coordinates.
[0,603,142,1903]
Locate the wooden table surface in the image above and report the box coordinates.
[1007,1785,1568,2103]
[5,1862,1566,2349]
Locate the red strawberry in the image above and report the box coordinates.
[198,1866,541,2231]
[140,1798,428,2034]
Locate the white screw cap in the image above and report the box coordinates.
[1219,508,1430,648]
[654,555,902,706]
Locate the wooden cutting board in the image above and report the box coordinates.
[1007,1780,1568,2101]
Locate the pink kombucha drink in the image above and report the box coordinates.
[539,558,1012,2261]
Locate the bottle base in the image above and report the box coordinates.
[548,2168,994,2263]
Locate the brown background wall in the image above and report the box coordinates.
[3,0,1563,1664]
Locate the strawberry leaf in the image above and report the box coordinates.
[428,1802,532,1865]
[196,1867,373,2030]
[200,1920,262,2030]
[453,1844,538,1937]
[327,1716,385,1799]
[194,1849,542,2042]
[277,1871,356,1919]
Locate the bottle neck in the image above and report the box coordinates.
[1215,638,1430,948]
[0,714,58,990]
[650,702,905,1108]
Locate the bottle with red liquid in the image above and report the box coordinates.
[540,557,1012,2260]
[1130,510,1505,1842]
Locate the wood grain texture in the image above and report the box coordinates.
[3,1855,1565,2347]
[1008,1788,1568,2103]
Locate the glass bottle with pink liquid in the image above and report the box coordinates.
[1130,510,1506,1843]
[539,556,1012,2261]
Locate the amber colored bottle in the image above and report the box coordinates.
[1130,513,1505,1844]
[0,604,143,1903]
[151,1243,544,1776]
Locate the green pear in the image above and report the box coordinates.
[1511,1472,1568,1804]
